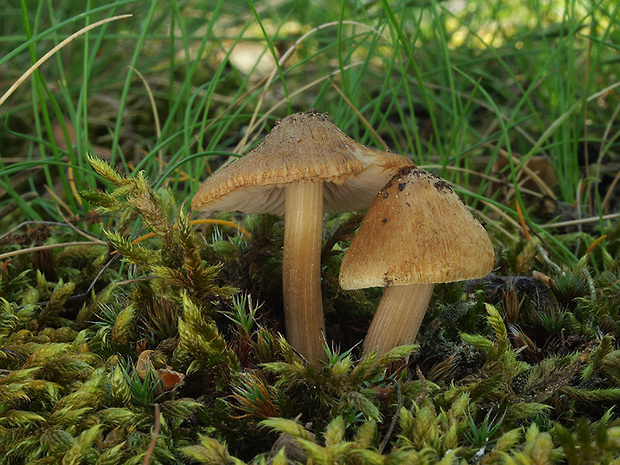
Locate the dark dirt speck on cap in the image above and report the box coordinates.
[399,167,414,177]
[398,182,407,191]
[434,179,453,193]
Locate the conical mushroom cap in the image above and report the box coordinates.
[191,110,414,215]
[339,168,494,289]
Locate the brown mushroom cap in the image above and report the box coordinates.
[339,167,494,290]
[191,110,414,215]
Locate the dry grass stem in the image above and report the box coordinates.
[0,14,132,108]
[129,66,163,175]
[0,241,107,261]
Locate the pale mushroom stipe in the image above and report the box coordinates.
[191,110,413,366]
[339,167,495,356]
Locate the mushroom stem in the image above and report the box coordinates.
[282,179,326,366]
[363,284,434,356]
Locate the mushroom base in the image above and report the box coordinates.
[363,283,434,356]
[282,180,326,366]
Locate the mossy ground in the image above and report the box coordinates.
[0,156,619,464]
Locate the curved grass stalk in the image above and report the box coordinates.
[0,14,132,108]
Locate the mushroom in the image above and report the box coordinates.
[191,110,413,365]
[339,167,494,355]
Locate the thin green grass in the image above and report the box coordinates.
[0,0,617,294]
